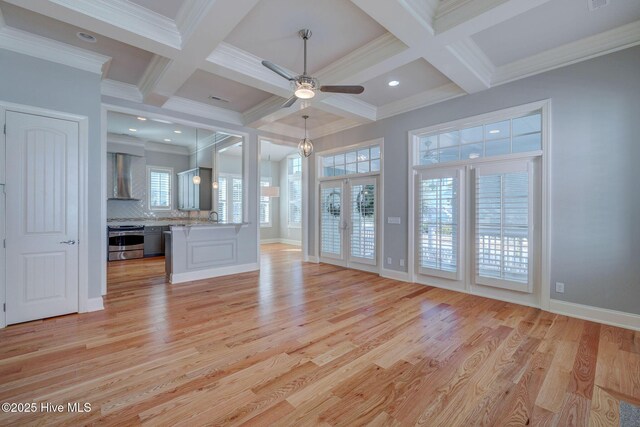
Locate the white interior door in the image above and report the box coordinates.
[5,111,79,325]
[319,177,378,271]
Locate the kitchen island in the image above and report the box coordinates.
[165,223,257,284]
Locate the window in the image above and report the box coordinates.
[260,179,272,227]
[320,144,380,177]
[147,166,172,211]
[217,176,227,223]
[411,102,545,297]
[475,160,533,292]
[417,168,460,279]
[417,111,542,165]
[287,157,302,227]
[216,174,243,223]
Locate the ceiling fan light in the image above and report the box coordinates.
[295,86,315,99]
[298,137,314,158]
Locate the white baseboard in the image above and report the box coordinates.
[170,262,259,284]
[86,297,104,312]
[549,299,640,331]
[260,238,302,246]
[306,255,319,263]
[380,268,411,282]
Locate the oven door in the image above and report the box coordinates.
[108,231,144,251]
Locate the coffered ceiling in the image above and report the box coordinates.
[1,0,639,140]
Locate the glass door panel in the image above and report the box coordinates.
[320,181,344,260]
[348,177,377,266]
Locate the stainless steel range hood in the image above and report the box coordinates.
[109,153,140,200]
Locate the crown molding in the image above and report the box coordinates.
[175,0,214,45]
[145,141,190,156]
[138,55,172,99]
[377,82,466,120]
[107,133,145,146]
[398,0,438,34]
[206,42,292,97]
[492,19,640,86]
[258,122,306,140]
[435,0,507,33]
[316,33,410,84]
[49,0,181,49]
[0,25,111,76]
[101,79,143,103]
[319,94,377,122]
[163,96,244,126]
[447,37,495,87]
[310,118,363,139]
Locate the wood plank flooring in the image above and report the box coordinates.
[0,243,638,426]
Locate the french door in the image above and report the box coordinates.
[320,176,378,272]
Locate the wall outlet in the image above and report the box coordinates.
[399,259,405,267]
[387,257,392,265]
[555,282,565,293]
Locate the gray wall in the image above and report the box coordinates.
[309,46,640,315]
[107,148,190,219]
[260,159,281,240]
[0,49,103,299]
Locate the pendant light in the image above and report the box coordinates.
[192,128,201,184]
[211,133,219,189]
[298,115,313,158]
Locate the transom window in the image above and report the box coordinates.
[417,111,541,165]
[147,166,173,211]
[321,144,380,177]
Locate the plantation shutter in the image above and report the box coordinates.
[232,177,243,223]
[474,160,533,293]
[217,176,227,223]
[416,168,461,279]
[149,168,171,210]
[260,180,271,225]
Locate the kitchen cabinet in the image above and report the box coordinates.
[144,226,171,257]
[177,167,212,211]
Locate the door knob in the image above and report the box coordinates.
[59,240,76,245]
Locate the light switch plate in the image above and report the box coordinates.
[555,282,565,293]
[387,217,401,224]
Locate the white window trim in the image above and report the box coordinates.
[287,156,302,229]
[147,165,173,211]
[407,100,551,310]
[260,177,272,228]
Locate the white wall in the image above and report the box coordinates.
[309,45,640,316]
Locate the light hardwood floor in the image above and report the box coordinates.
[0,243,638,426]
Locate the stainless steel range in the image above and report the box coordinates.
[108,225,144,261]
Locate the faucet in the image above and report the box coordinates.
[208,211,219,223]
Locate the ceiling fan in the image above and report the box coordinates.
[261,29,365,108]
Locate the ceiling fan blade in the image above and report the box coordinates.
[282,95,297,108]
[319,85,365,94]
[262,60,295,81]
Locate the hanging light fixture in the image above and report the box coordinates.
[211,133,219,189]
[193,128,201,184]
[298,115,313,158]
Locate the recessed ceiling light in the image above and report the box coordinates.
[174,130,182,134]
[76,32,97,43]
[137,117,147,121]
[128,128,137,132]
[151,118,173,124]
[488,129,500,134]
[164,138,171,142]
[388,80,400,87]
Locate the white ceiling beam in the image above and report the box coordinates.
[350,0,490,93]
[3,0,181,58]
[145,0,261,104]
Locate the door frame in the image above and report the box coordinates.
[0,100,90,328]
[314,138,384,274]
